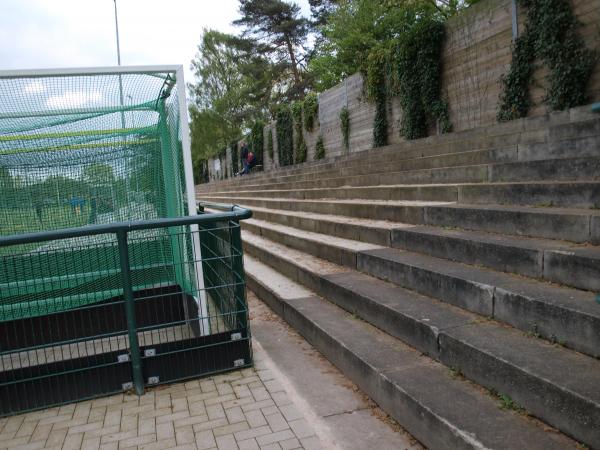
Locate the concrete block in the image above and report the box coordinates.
[356,249,494,317]
[439,323,600,449]
[424,205,591,243]
[489,157,600,183]
[391,227,543,279]
[543,249,600,292]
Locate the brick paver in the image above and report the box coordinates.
[0,361,320,450]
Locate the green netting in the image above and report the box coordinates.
[0,68,195,321]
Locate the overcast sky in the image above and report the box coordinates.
[0,0,312,86]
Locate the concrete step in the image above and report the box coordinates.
[241,220,600,358]
[200,196,600,244]
[243,237,600,448]
[244,256,579,450]
[205,181,600,209]
[244,215,600,292]
[200,113,600,191]
[200,152,600,193]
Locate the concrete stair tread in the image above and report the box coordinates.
[203,195,600,216]
[203,180,600,195]
[242,230,346,277]
[243,233,600,447]
[242,223,600,358]
[244,256,579,450]
[245,218,385,253]
[244,205,400,231]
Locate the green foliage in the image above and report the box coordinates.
[276,107,294,166]
[498,0,596,121]
[267,128,274,160]
[308,0,476,92]
[393,17,450,139]
[315,134,326,160]
[366,46,389,147]
[230,140,239,174]
[339,106,350,150]
[189,29,271,161]
[234,0,310,98]
[303,92,319,131]
[296,141,307,164]
[292,101,307,164]
[249,121,265,166]
[83,163,114,185]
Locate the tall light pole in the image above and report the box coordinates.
[113,0,126,128]
[113,0,122,66]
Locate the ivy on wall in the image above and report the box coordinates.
[276,107,294,166]
[267,128,274,160]
[393,18,451,140]
[292,101,307,164]
[498,0,596,121]
[230,140,239,174]
[303,92,319,132]
[315,134,326,160]
[366,46,389,148]
[249,121,265,166]
[340,106,350,151]
[267,128,275,162]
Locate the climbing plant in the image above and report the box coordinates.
[303,92,319,132]
[249,121,265,166]
[230,140,239,174]
[393,18,450,140]
[276,107,294,166]
[498,0,596,121]
[340,106,350,151]
[315,134,326,160]
[267,128,274,160]
[366,46,388,147]
[292,101,307,164]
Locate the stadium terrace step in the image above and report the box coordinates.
[243,235,600,448]
[205,181,600,209]
[243,216,600,292]
[245,257,578,450]
[200,111,600,192]
[241,221,600,358]
[202,104,600,449]
[199,153,600,193]
[200,196,600,244]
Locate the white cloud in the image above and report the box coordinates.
[46,90,103,109]
[23,80,46,94]
[0,0,312,87]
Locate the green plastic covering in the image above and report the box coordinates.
[0,69,194,321]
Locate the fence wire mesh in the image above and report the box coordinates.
[0,213,251,417]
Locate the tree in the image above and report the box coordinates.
[189,29,273,163]
[83,163,115,185]
[234,0,310,99]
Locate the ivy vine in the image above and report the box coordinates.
[276,107,294,166]
[393,18,450,140]
[230,140,239,174]
[498,0,596,121]
[267,128,274,160]
[315,134,326,160]
[366,46,388,147]
[340,106,350,151]
[292,101,307,164]
[303,92,319,132]
[249,121,265,166]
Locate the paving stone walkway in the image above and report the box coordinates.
[0,357,321,450]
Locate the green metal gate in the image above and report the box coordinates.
[0,204,252,416]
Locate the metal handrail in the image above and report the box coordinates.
[0,205,252,247]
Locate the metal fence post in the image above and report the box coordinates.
[229,220,247,330]
[117,229,144,396]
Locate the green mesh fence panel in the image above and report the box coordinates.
[0,68,195,321]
